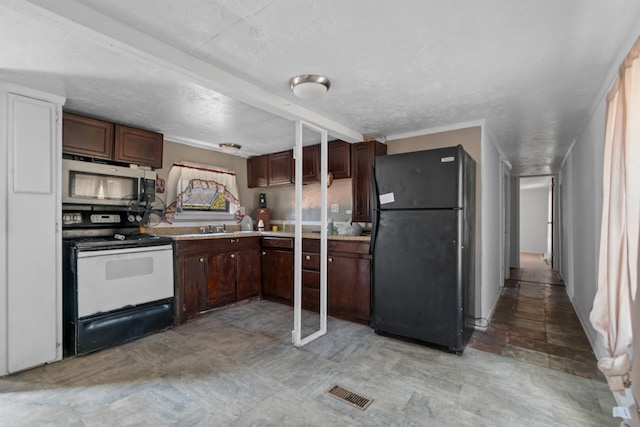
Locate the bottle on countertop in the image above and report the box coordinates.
[258,219,264,231]
[241,215,253,231]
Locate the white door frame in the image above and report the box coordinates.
[500,163,510,281]
[292,120,328,347]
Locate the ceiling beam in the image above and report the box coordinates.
[17,0,364,143]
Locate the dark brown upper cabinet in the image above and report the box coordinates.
[115,125,163,169]
[296,145,320,183]
[247,150,293,188]
[328,140,351,179]
[268,150,293,185]
[62,112,114,161]
[62,112,163,169]
[247,139,352,187]
[351,141,387,223]
[247,155,269,188]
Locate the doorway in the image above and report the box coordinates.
[519,176,552,266]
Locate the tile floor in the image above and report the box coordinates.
[1,298,616,426]
[468,253,602,380]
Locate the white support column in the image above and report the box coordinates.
[292,120,328,347]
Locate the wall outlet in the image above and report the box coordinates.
[331,203,339,213]
[346,209,352,215]
[240,206,246,215]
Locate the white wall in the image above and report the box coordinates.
[519,186,549,254]
[481,131,504,321]
[386,124,484,319]
[560,156,575,299]
[386,123,504,323]
[559,23,640,358]
[0,86,7,375]
[509,176,520,268]
[560,95,606,356]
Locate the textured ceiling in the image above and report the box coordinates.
[1,0,640,175]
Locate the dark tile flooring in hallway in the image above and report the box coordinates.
[468,253,603,381]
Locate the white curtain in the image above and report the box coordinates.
[590,36,640,393]
[164,162,240,222]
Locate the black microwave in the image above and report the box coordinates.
[62,159,155,207]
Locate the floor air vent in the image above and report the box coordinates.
[326,384,374,410]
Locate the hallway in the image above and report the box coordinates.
[468,258,603,381]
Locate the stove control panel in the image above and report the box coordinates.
[89,214,122,224]
[62,211,132,228]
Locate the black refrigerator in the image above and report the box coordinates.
[370,145,476,354]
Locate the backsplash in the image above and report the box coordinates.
[254,179,353,222]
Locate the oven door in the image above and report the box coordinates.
[76,244,174,317]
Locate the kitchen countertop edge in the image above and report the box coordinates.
[166,231,370,242]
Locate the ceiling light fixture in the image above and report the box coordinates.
[219,143,241,153]
[289,74,331,99]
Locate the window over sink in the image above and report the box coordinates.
[164,162,240,223]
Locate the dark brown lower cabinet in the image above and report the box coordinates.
[180,254,207,320]
[176,236,370,325]
[302,239,320,311]
[328,253,371,324]
[237,248,262,300]
[175,236,261,324]
[207,252,237,307]
[302,270,320,311]
[293,239,372,324]
[261,249,294,303]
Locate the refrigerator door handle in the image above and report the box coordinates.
[370,165,379,255]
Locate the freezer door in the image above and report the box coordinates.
[373,146,462,209]
[372,209,464,350]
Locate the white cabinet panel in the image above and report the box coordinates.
[11,97,53,194]
[6,93,60,373]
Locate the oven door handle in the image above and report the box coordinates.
[76,244,173,258]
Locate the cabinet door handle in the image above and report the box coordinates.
[199,257,205,262]
[231,253,235,258]
[328,257,333,263]
[262,251,266,255]
[306,255,310,260]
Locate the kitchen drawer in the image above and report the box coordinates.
[302,270,319,289]
[329,240,370,255]
[302,287,319,312]
[262,237,293,249]
[302,253,320,270]
[204,236,260,253]
[230,236,260,251]
[302,239,320,253]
